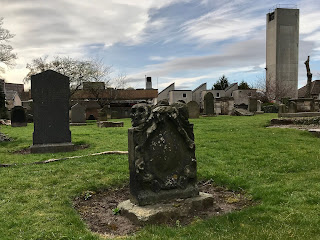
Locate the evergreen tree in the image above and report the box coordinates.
[213,75,229,90]
[238,80,251,90]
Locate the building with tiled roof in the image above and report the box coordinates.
[298,80,320,99]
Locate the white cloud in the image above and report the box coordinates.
[1,0,184,83]
[181,0,264,44]
[149,56,176,61]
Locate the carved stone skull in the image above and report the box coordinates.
[130,103,151,127]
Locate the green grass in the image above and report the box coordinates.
[1,114,320,239]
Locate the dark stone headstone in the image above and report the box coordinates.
[70,103,86,124]
[187,101,200,118]
[11,106,27,127]
[128,101,198,206]
[204,92,214,115]
[30,70,74,153]
[248,98,257,112]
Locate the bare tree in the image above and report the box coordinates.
[86,71,127,109]
[254,74,296,102]
[0,17,17,74]
[304,55,312,98]
[24,56,113,97]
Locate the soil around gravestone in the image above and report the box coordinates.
[12,144,89,154]
[73,180,254,238]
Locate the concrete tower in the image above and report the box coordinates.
[266,7,299,100]
[146,76,152,89]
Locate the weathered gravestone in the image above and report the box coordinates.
[257,100,263,112]
[187,101,200,118]
[30,70,74,153]
[248,97,257,112]
[70,103,86,125]
[11,106,27,127]
[118,100,213,224]
[204,92,214,115]
[98,106,109,121]
[288,100,297,113]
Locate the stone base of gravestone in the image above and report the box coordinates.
[231,108,254,116]
[278,112,320,118]
[70,122,87,126]
[97,121,124,128]
[309,129,320,138]
[11,122,27,127]
[30,142,75,153]
[118,192,213,225]
[255,111,264,115]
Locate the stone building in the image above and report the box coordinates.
[72,88,158,119]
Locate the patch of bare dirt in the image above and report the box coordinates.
[73,180,254,238]
[12,144,89,154]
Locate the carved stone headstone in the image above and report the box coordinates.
[187,101,200,118]
[11,106,27,127]
[128,100,198,206]
[204,92,214,115]
[70,103,86,125]
[30,70,74,153]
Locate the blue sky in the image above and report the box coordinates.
[1,0,320,91]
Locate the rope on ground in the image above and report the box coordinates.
[0,150,128,168]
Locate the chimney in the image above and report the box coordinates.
[146,76,152,89]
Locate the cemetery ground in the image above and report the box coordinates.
[1,114,320,239]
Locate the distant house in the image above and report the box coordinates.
[158,81,257,115]
[5,90,22,109]
[298,80,320,99]
[0,79,26,110]
[168,90,192,104]
[71,78,158,119]
[157,83,175,102]
[192,83,206,106]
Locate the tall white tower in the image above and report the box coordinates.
[266,6,299,100]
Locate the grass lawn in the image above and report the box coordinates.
[1,114,320,239]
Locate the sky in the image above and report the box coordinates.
[1,0,320,92]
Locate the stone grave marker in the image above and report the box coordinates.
[204,92,214,115]
[11,106,27,127]
[255,100,264,114]
[288,101,297,113]
[30,70,74,153]
[70,103,86,125]
[187,101,200,118]
[97,121,123,128]
[118,100,213,224]
[248,97,257,112]
[257,100,262,112]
